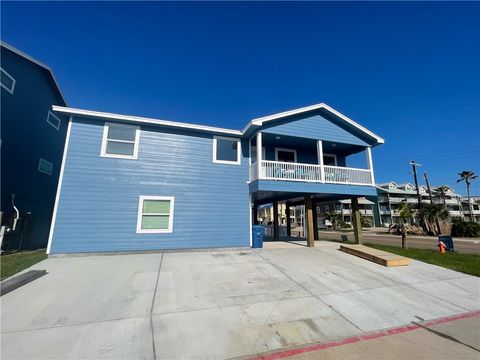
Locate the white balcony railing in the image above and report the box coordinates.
[250,160,374,186]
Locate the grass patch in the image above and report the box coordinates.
[365,243,480,277]
[1,249,47,281]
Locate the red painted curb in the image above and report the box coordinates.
[248,310,480,360]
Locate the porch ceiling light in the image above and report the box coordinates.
[332,143,337,147]
[275,136,281,139]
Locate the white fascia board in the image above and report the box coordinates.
[244,103,385,145]
[52,106,243,136]
[1,41,67,106]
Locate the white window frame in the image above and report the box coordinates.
[46,111,61,130]
[323,153,338,166]
[136,196,175,234]
[1,67,15,94]
[213,136,241,165]
[275,147,297,163]
[101,122,140,160]
[38,158,53,175]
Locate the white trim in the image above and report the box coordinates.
[256,132,262,177]
[46,110,61,130]
[52,103,384,145]
[0,67,16,94]
[53,106,242,136]
[37,158,53,175]
[212,136,241,165]
[47,117,72,254]
[136,196,175,234]
[275,147,297,163]
[244,103,384,144]
[100,122,140,160]
[323,153,337,166]
[366,146,375,185]
[249,194,253,247]
[317,140,325,183]
[1,41,67,105]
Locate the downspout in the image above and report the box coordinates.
[11,194,20,230]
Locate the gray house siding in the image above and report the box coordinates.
[50,118,250,253]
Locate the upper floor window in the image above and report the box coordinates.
[275,148,297,163]
[323,154,337,166]
[101,122,140,159]
[136,196,175,233]
[213,136,241,165]
[38,158,53,175]
[1,67,15,94]
[47,111,61,130]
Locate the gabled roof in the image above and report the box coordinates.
[242,103,384,145]
[53,102,385,143]
[1,41,67,106]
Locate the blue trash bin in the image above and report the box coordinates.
[252,225,264,248]
[438,235,454,252]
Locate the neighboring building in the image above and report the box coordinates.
[460,197,480,223]
[316,198,376,228]
[47,103,384,254]
[1,42,68,249]
[376,182,467,226]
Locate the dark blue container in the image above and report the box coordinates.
[252,225,265,248]
[439,235,454,251]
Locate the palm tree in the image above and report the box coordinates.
[433,185,450,209]
[457,171,478,221]
[324,211,340,230]
[421,203,449,235]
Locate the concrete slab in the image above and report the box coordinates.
[153,250,310,314]
[319,285,465,332]
[1,246,478,359]
[1,254,161,332]
[153,296,361,359]
[256,248,399,296]
[1,317,153,359]
[409,276,480,311]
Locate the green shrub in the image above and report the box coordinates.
[451,219,480,237]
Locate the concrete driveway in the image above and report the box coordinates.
[1,242,479,359]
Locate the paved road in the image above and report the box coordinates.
[2,243,478,359]
[319,231,480,254]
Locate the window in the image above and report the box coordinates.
[213,136,241,165]
[38,158,53,175]
[47,111,61,130]
[101,122,140,159]
[275,148,297,163]
[336,204,341,211]
[137,196,174,233]
[325,205,330,212]
[1,67,15,94]
[323,154,337,166]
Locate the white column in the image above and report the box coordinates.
[256,132,262,179]
[366,146,375,185]
[317,140,325,183]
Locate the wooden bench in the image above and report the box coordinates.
[340,244,410,267]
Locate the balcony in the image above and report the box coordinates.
[250,160,374,186]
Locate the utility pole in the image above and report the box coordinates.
[410,161,427,233]
[424,171,442,235]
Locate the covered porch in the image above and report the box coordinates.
[250,181,378,247]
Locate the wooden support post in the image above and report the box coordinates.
[351,197,363,244]
[273,201,279,241]
[253,202,258,225]
[312,200,319,240]
[286,203,291,237]
[305,196,315,247]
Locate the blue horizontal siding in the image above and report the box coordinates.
[250,180,377,197]
[50,118,250,253]
[262,113,369,146]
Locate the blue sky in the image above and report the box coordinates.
[2,2,479,194]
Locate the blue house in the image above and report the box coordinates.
[1,42,68,250]
[47,103,383,254]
